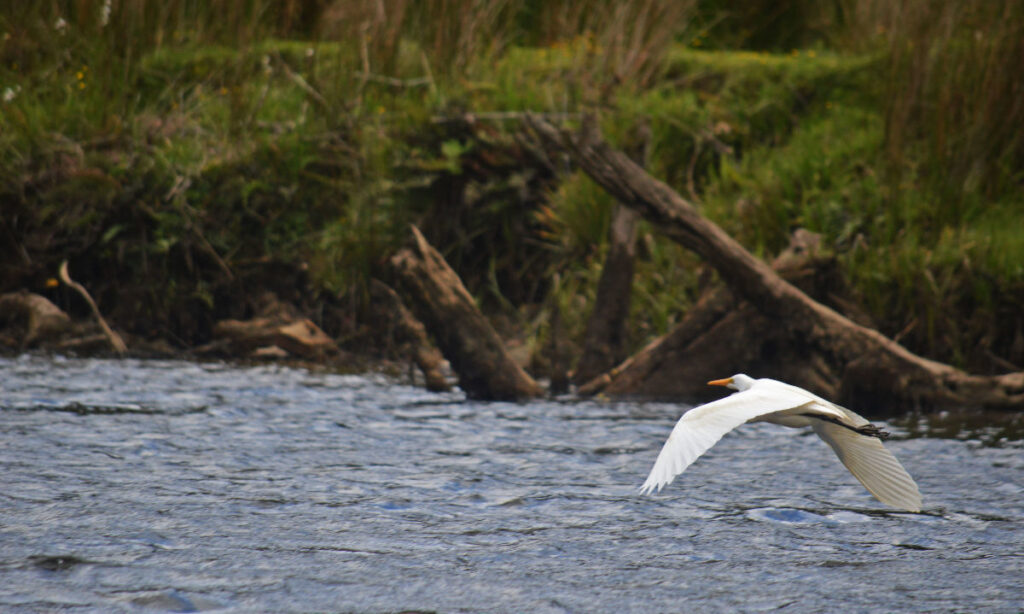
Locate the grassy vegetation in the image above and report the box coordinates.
[1,1,1021,372]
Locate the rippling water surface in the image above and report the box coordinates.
[1,356,1022,613]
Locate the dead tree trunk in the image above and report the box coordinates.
[574,120,647,384]
[369,280,451,393]
[526,114,1024,409]
[391,226,544,401]
[574,204,638,384]
[580,230,851,403]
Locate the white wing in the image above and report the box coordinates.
[812,416,922,512]
[640,383,814,494]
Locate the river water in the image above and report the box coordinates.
[1,355,1022,613]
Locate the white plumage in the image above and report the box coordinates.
[640,374,922,512]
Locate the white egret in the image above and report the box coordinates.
[640,374,922,512]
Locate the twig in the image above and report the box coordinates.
[419,51,438,98]
[685,139,702,202]
[274,52,329,109]
[985,349,1021,372]
[892,318,917,344]
[164,176,235,280]
[687,124,733,202]
[353,72,432,88]
[432,111,581,124]
[58,261,127,355]
[355,21,372,106]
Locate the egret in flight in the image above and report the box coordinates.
[640,374,922,512]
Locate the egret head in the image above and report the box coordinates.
[707,374,755,391]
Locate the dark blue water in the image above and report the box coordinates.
[1,355,1022,613]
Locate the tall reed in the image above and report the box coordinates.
[530,0,696,90]
[873,0,1024,205]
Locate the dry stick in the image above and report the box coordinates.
[419,51,438,98]
[355,21,372,107]
[58,261,127,355]
[274,51,329,110]
[164,176,234,281]
[432,111,581,124]
[354,72,432,88]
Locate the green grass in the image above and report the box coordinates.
[698,101,1024,367]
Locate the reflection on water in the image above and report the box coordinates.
[1,355,1022,613]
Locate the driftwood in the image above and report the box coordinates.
[0,291,71,347]
[391,226,543,400]
[369,280,451,392]
[59,261,127,354]
[526,114,1024,409]
[212,317,337,359]
[203,290,339,360]
[580,230,854,402]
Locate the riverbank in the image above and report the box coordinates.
[2,2,1021,377]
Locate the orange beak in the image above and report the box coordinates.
[707,377,734,387]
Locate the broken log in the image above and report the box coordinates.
[581,230,848,401]
[212,317,337,359]
[526,114,1024,409]
[0,290,71,347]
[369,280,451,392]
[390,226,543,401]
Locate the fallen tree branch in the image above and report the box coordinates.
[390,226,543,401]
[525,114,1024,409]
[579,230,846,402]
[211,316,337,359]
[59,261,127,355]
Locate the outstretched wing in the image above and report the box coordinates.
[812,417,922,512]
[640,384,814,494]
